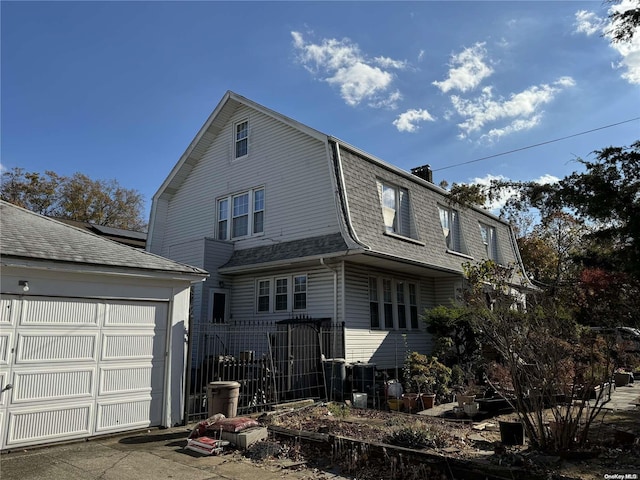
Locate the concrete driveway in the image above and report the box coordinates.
[0,426,349,480]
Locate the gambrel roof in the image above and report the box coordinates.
[150,91,531,285]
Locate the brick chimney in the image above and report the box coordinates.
[411,164,433,183]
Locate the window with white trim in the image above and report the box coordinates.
[257,279,271,312]
[377,181,414,238]
[369,276,420,330]
[439,205,464,253]
[293,275,307,310]
[275,278,288,311]
[479,223,498,260]
[235,120,248,158]
[369,278,380,329]
[217,198,229,240]
[217,187,265,240]
[256,274,308,313]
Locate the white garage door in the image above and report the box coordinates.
[0,295,168,450]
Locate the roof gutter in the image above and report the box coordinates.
[330,139,370,250]
[218,249,359,274]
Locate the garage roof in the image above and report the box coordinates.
[0,201,208,277]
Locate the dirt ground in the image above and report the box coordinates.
[246,402,640,480]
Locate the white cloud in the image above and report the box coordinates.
[432,42,494,93]
[451,77,575,139]
[469,174,512,211]
[291,31,407,107]
[393,108,435,132]
[574,4,640,85]
[469,173,560,212]
[369,90,403,109]
[606,1,640,85]
[574,10,604,36]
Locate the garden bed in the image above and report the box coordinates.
[249,402,640,480]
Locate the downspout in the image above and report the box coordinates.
[320,258,338,326]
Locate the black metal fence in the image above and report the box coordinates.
[185,317,345,422]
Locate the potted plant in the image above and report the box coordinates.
[403,352,452,410]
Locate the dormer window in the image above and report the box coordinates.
[378,181,414,238]
[479,223,498,260]
[439,205,464,253]
[235,120,248,158]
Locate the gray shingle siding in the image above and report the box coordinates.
[337,144,519,273]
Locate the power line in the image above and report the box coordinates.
[433,117,640,172]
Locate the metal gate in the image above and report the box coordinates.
[186,317,344,421]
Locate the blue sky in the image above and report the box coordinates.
[2,1,639,219]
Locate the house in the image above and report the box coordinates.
[0,201,207,450]
[54,218,147,249]
[147,91,530,378]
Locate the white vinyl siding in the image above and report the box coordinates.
[232,266,337,321]
[155,105,339,258]
[344,264,433,369]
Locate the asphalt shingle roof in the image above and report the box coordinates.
[0,201,207,276]
[220,233,349,270]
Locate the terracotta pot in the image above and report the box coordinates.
[421,393,436,409]
[402,393,419,412]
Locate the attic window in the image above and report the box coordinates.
[377,181,415,239]
[438,205,464,253]
[235,120,248,158]
[479,223,498,260]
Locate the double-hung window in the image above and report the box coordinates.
[232,193,249,237]
[235,120,248,158]
[369,276,419,330]
[378,181,413,238]
[257,274,307,313]
[439,205,463,253]
[293,275,307,310]
[479,223,498,260]
[217,198,229,240]
[257,280,271,312]
[253,189,264,234]
[275,278,288,311]
[217,187,265,239]
[369,278,380,329]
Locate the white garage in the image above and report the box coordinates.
[0,201,207,450]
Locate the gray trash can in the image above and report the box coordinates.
[207,381,240,418]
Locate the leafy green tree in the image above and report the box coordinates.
[1,168,147,231]
[491,141,640,281]
[605,0,640,44]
